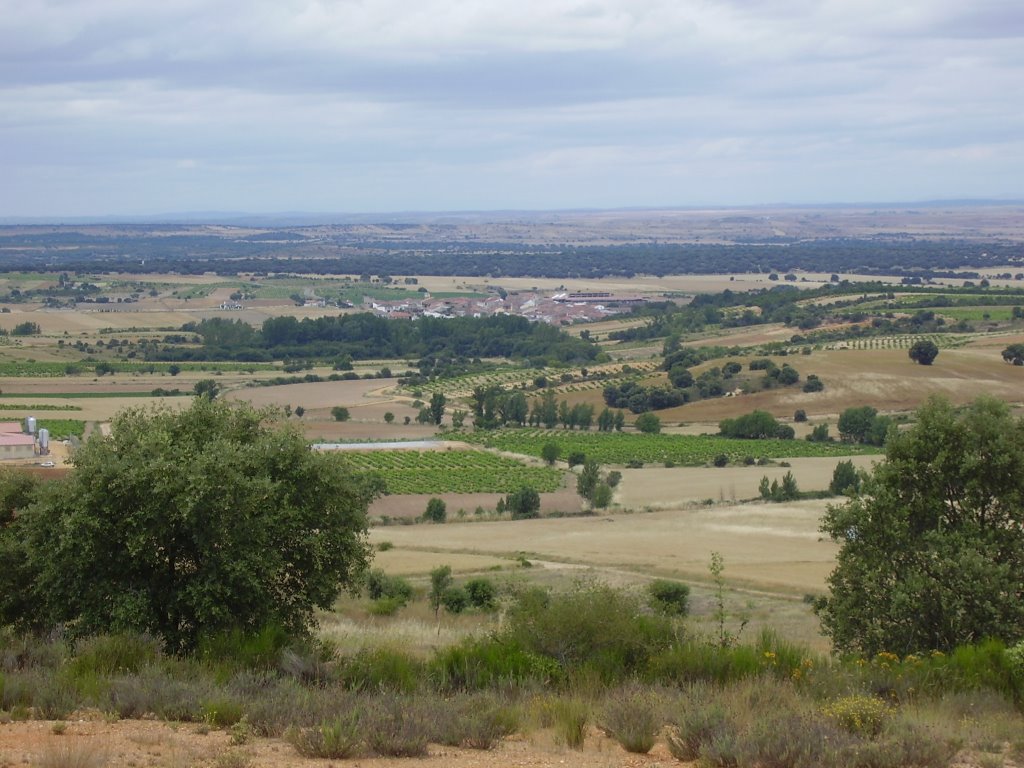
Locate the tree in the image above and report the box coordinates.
[838,406,891,445]
[193,379,220,400]
[541,442,561,465]
[332,406,351,422]
[384,411,395,424]
[1002,343,1024,366]
[424,497,447,524]
[577,459,601,502]
[429,565,453,619]
[635,412,661,434]
[506,486,541,519]
[293,406,305,418]
[817,396,1024,655]
[0,398,380,651]
[908,339,939,366]
[794,409,807,423]
[429,392,447,425]
[830,460,861,496]
[450,409,467,429]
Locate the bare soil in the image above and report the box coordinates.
[0,717,679,768]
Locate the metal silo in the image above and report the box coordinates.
[38,428,50,454]
[26,416,37,434]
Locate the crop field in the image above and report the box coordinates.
[406,360,660,398]
[338,449,564,494]
[35,418,86,438]
[819,333,970,351]
[457,428,877,466]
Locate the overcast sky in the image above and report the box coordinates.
[2,0,1023,217]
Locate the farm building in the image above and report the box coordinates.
[0,433,36,460]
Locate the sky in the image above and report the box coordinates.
[2,0,1023,218]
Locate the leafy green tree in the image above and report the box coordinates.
[465,578,497,610]
[429,565,453,619]
[424,497,447,524]
[429,392,447,425]
[838,406,892,446]
[577,459,601,502]
[647,579,690,616]
[1002,343,1024,366]
[591,482,613,509]
[0,398,380,651]
[818,396,1024,655]
[506,486,541,519]
[193,379,220,400]
[830,460,861,495]
[384,411,395,424]
[807,423,830,443]
[634,412,661,434]
[566,451,586,468]
[541,441,561,465]
[908,339,939,365]
[441,586,469,614]
[597,407,615,432]
[332,406,351,422]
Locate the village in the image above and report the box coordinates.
[365,289,647,325]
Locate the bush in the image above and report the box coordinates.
[69,633,159,677]
[504,582,675,681]
[552,697,589,749]
[287,711,363,759]
[647,580,690,616]
[365,569,413,604]
[600,684,661,753]
[794,409,807,422]
[364,695,431,757]
[441,586,469,614]
[506,486,541,519]
[465,578,498,611]
[430,636,561,692]
[713,454,728,467]
[337,648,423,693]
[331,406,350,421]
[820,694,891,737]
[423,497,446,523]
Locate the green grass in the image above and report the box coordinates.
[457,429,880,466]
[339,450,563,494]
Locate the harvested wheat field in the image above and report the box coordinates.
[369,499,839,597]
[614,455,878,508]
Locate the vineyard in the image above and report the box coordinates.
[457,429,880,466]
[406,360,660,398]
[337,449,564,495]
[820,334,973,351]
[35,419,86,439]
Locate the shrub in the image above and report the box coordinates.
[506,486,541,519]
[429,637,560,692]
[465,578,498,611]
[331,406,350,421]
[821,694,891,737]
[337,648,423,693]
[423,497,446,523]
[505,582,674,681]
[600,684,661,754]
[552,697,589,749]
[364,569,413,604]
[364,695,431,757]
[647,579,690,616]
[69,633,159,677]
[713,454,728,467]
[201,696,245,726]
[286,710,363,759]
[441,586,469,614]
[666,697,729,761]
